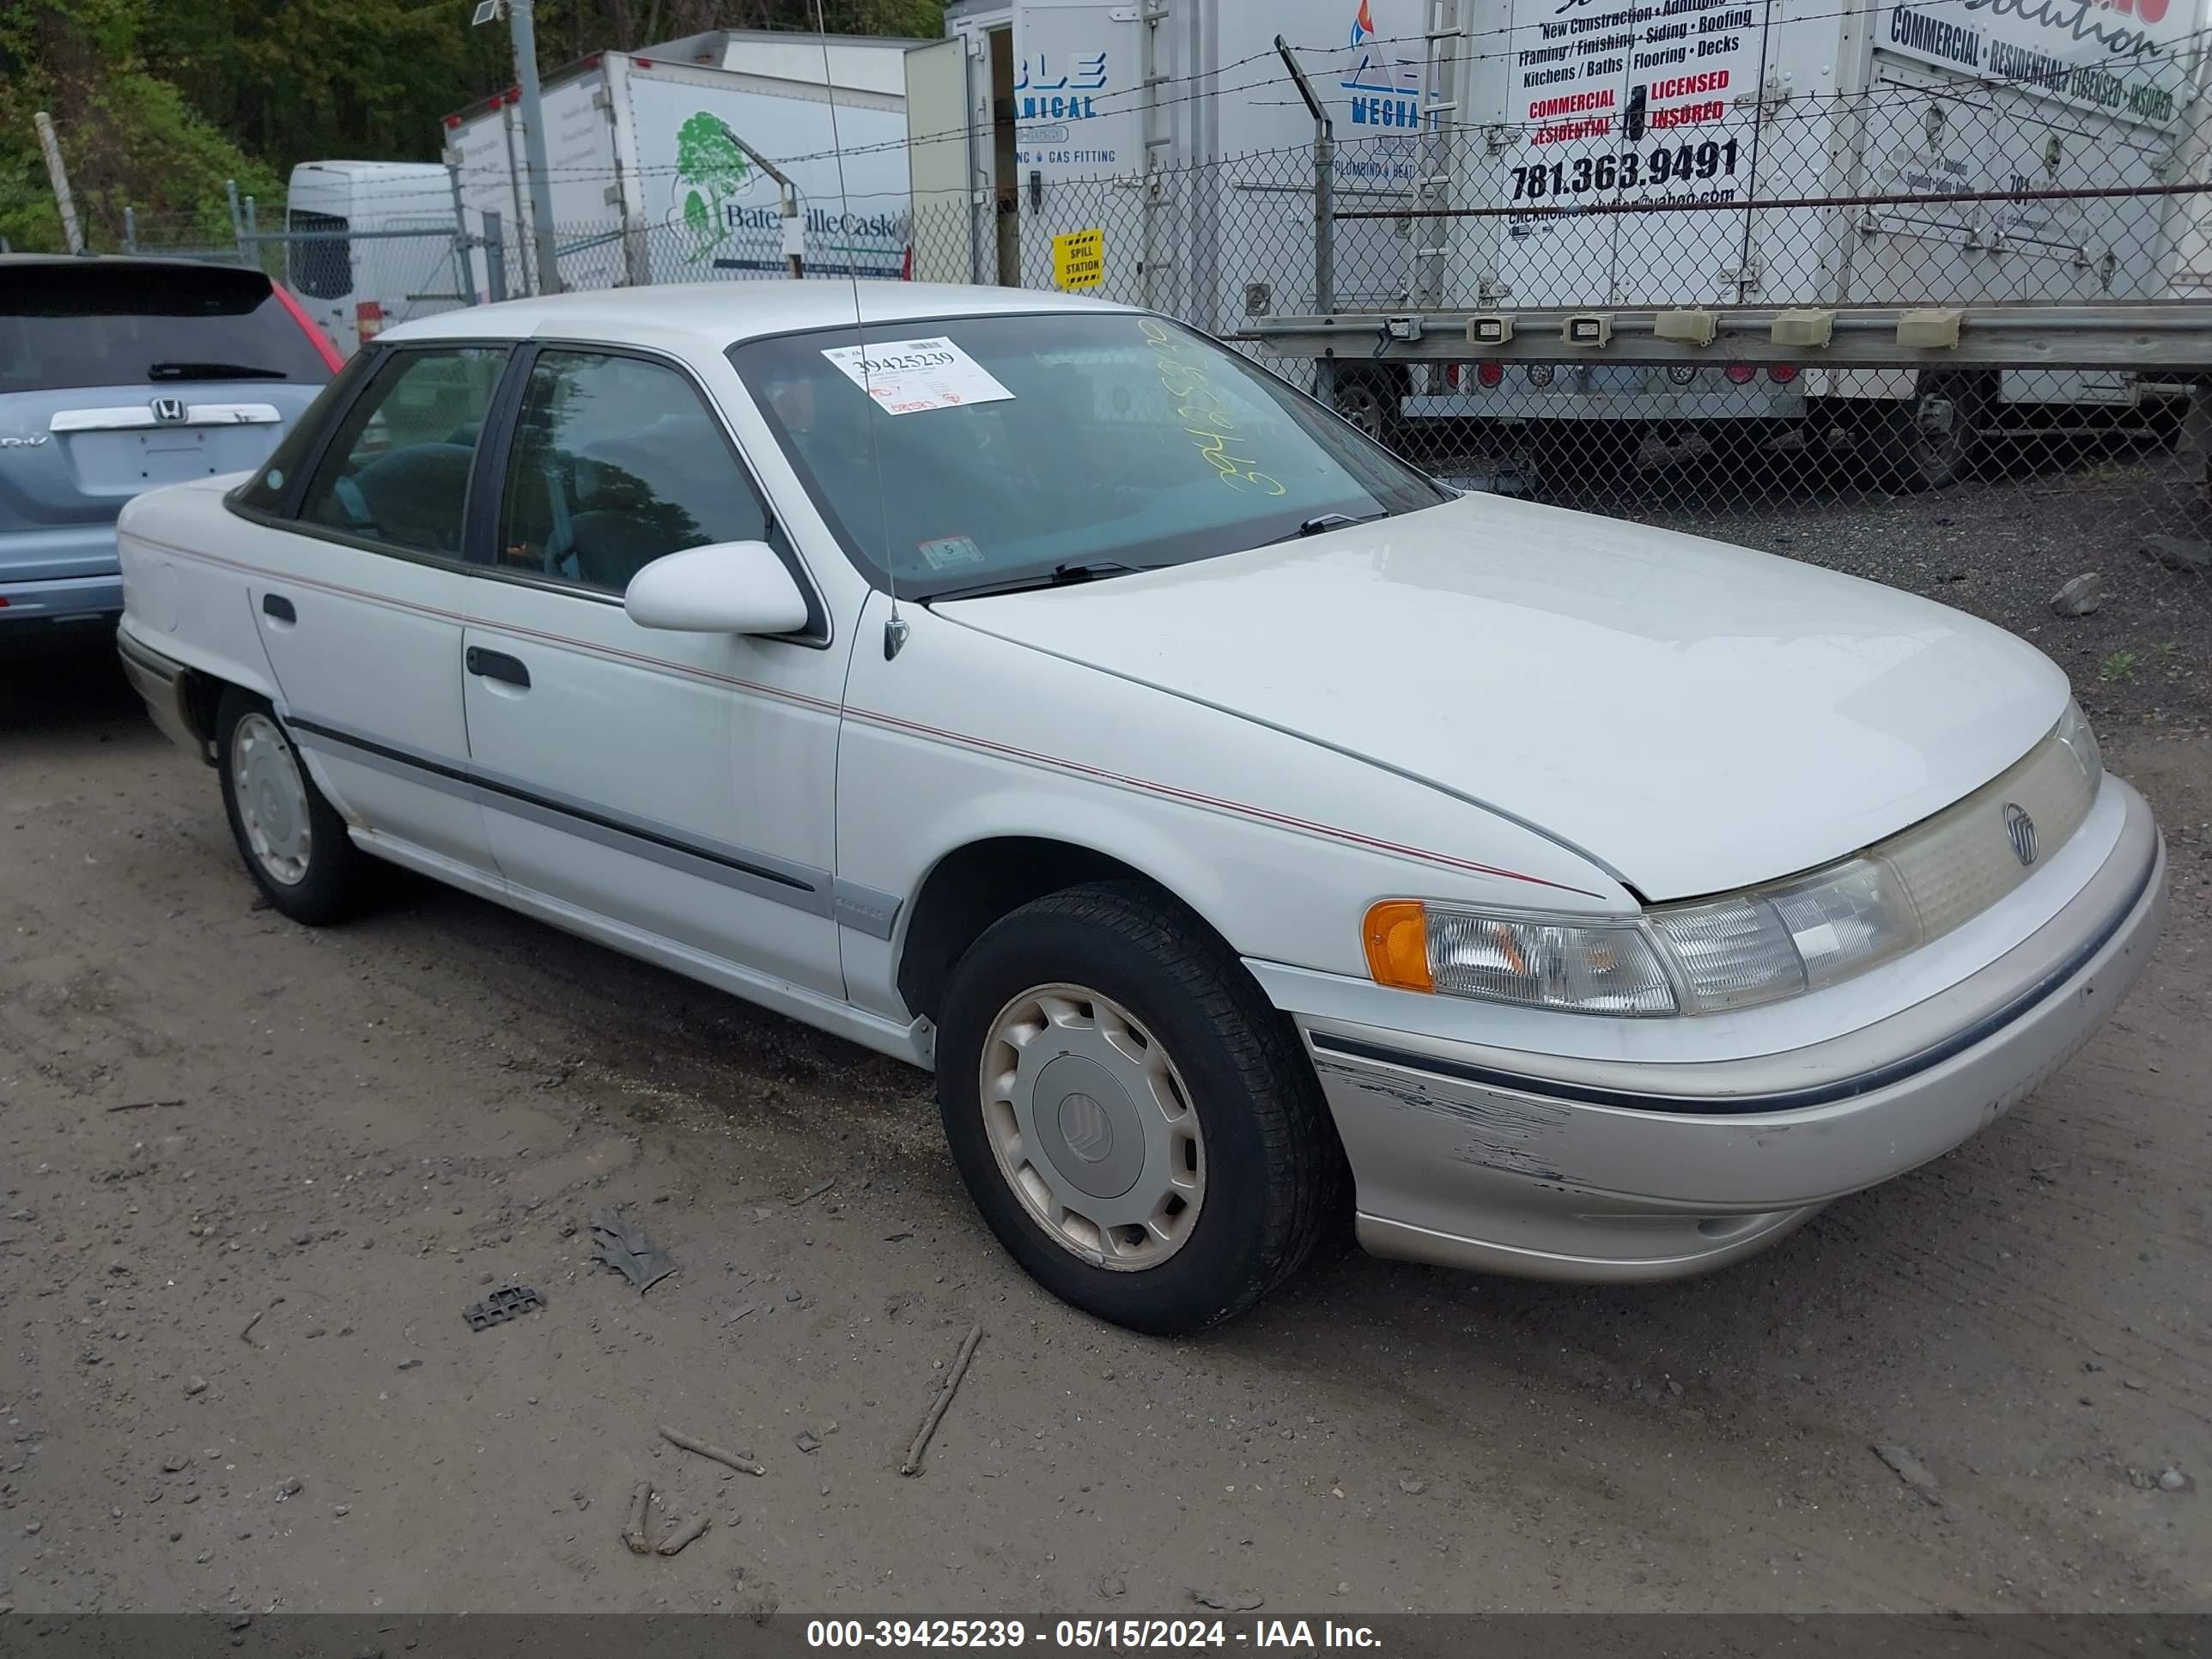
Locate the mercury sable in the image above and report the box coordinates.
[113,283,2167,1333]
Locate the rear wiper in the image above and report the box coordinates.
[148,361,289,381]
[1258,510,1386,547]
[925,560,1154,603]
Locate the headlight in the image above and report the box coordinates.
[1362,900,1678,1016]
[1364,704,2097,1018]
[1649,854,1922,1012]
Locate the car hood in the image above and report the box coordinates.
[934,495,2069,901]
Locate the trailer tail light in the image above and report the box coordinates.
[1767,363,1799,384]
[1527,363,1553,387]
[270,281,346,372]
[356,301,386,344]
[1476,362,1504,389]
[1724,363,1758,385]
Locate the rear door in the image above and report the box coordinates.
[1,261,331,593]
[238,343,507,874]
[1497,0,1766,307]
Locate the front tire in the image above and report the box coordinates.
[216,688,369,925]
[935,882,1340,1334]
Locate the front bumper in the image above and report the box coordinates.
[1294,780,2167,1282]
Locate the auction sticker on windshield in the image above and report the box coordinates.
[821,337,1015,416]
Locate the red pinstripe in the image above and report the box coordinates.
[125,530,1602,898]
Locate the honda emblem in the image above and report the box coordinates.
[150,397,188,425]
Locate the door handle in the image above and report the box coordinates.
[261,593,295,623]
[465,646,531,689]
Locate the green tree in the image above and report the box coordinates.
[674,109,747,262]
[0,0,945,255]
[0,0,279,252]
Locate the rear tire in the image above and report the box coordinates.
[216,688,369,925]
[934,881,1341,1334]
[1879,374,1990,490]
[1328,366,1407,454]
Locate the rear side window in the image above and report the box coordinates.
[0,261,335,394]
[295,347,507,558]
[232,349,380,516]
[287,210,352,301]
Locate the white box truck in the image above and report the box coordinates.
[284,161,474,354]
[908,0,2204,482]
[442,27,925,295]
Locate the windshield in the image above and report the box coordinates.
[728,311,1447,599]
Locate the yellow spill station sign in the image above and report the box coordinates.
[1052,227,1105,292]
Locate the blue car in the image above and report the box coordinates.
[2,255,337,652]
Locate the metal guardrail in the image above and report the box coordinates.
[1237,304,2212,372]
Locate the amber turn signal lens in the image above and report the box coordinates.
[1362,900,1433,993]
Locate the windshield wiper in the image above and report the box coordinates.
[925,560,1154,604]
[148,361,289,381]
[1258,510,1387,547]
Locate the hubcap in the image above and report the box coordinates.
[979,984,1205,1272]
[231,713,313,886]
[1335,387,1383,439]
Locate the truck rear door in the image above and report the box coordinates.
[1498,0,1768,307]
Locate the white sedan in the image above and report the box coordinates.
[114,283,2167,1333]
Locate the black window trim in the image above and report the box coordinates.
[477,337,832,650]
[222,334,830,651]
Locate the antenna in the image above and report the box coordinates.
[813,0,906,661]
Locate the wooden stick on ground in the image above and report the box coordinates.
[622,1480,653,1553]
[659,1424,766,1476]
[656,1513,711,1555]
[900,1322,983,1477]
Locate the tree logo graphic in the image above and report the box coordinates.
[675,112,750,262]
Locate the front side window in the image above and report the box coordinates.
[494,349,782,598]
[729,311,1446,599]
[296,346,506,557]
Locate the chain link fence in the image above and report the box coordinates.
[126,63,2212,718]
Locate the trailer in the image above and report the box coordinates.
[908,0,2206,483]
[441,27,926,296]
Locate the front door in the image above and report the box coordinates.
[244,343,507,875]
[459,344,846,997]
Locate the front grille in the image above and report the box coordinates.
[1875,732,2098,945]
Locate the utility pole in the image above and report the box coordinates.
[33,112,85,254]
[507,0,563,293]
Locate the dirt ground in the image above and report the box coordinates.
[1,656,2206,1619]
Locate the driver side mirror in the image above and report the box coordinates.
[624,541,810,635]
